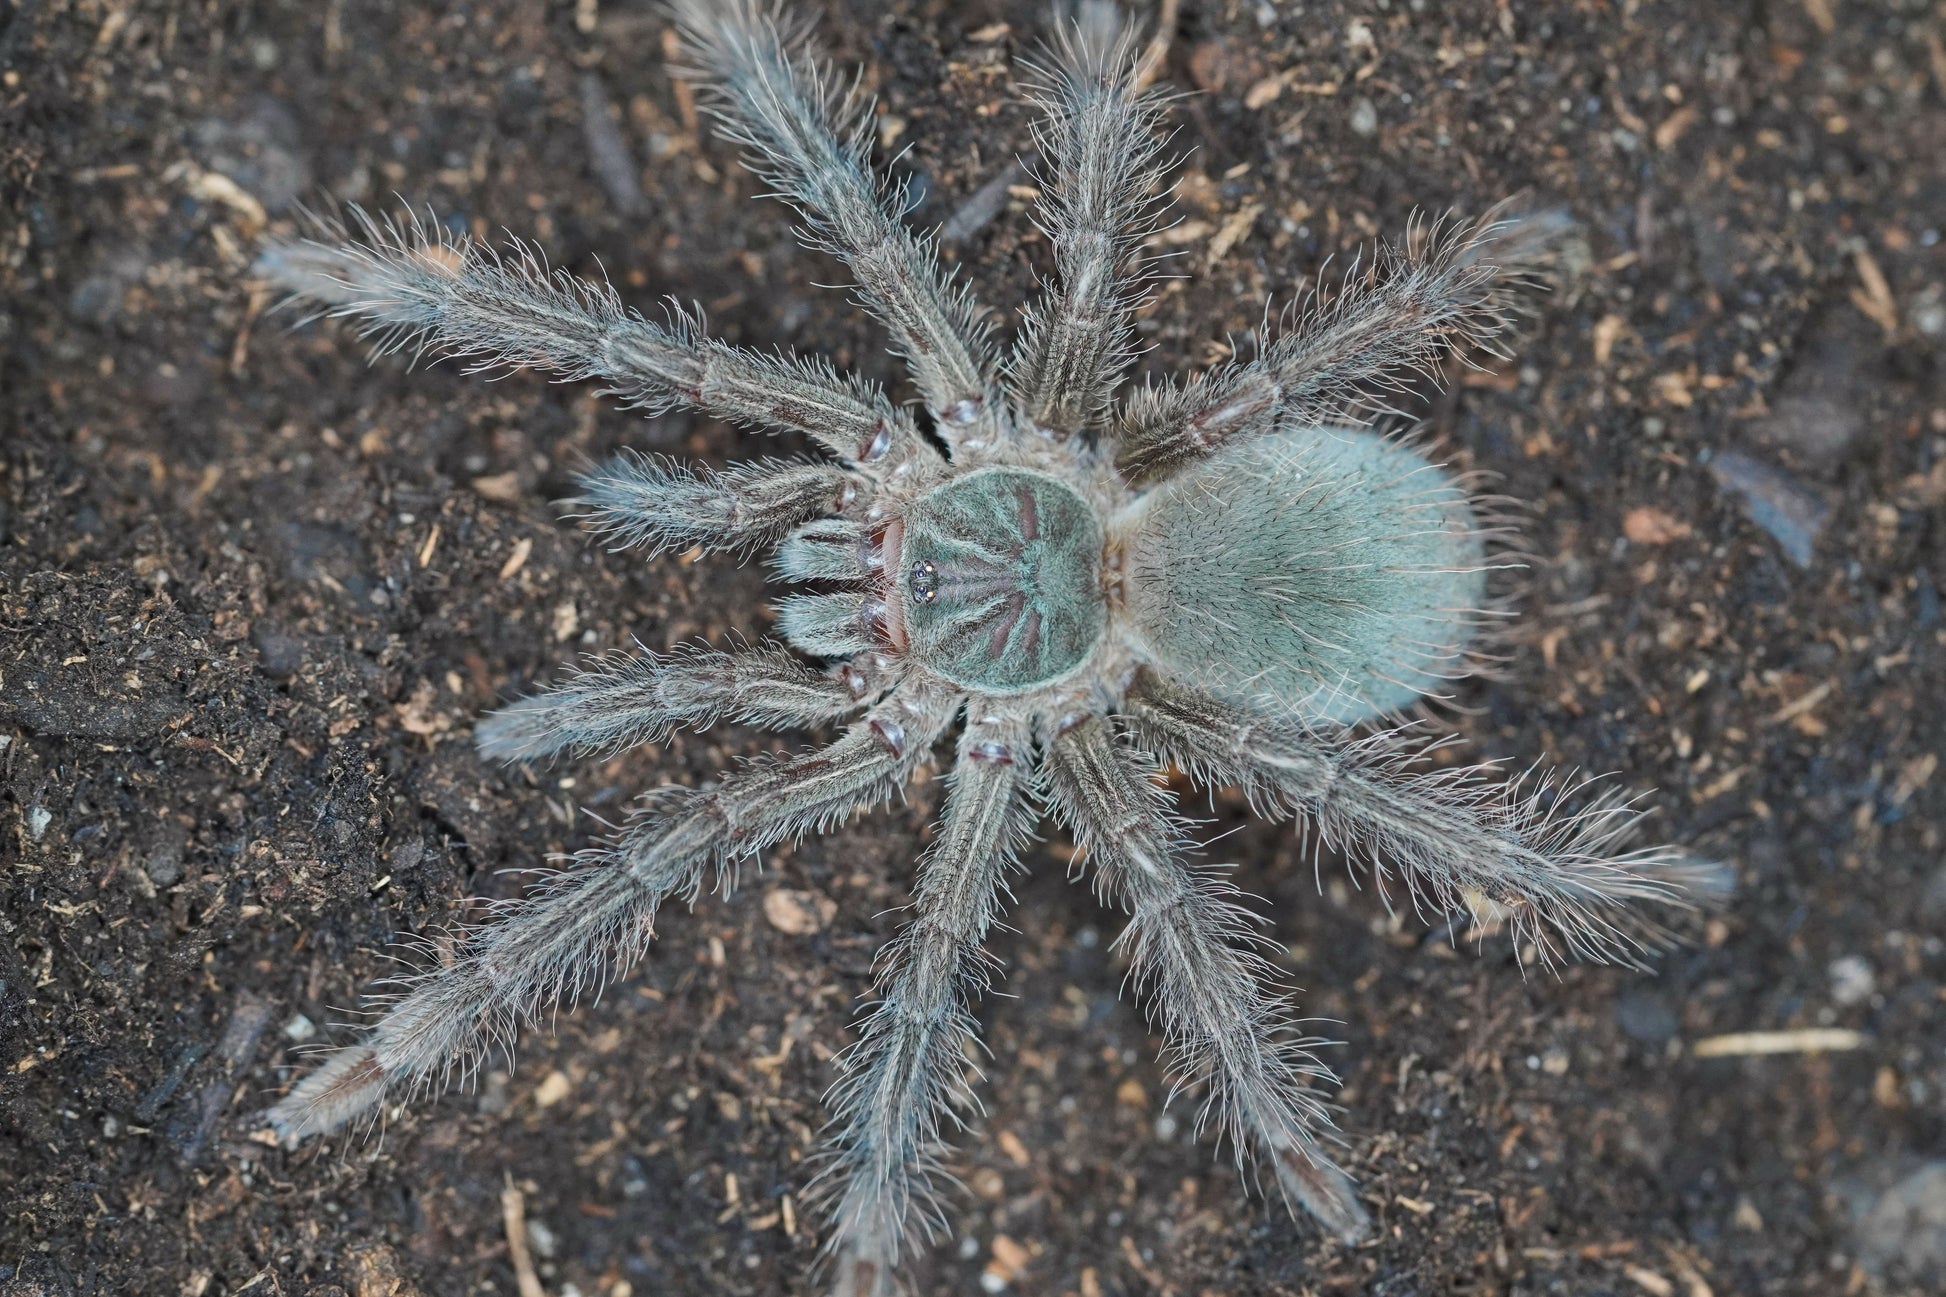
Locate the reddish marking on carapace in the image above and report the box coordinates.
[1015,482,1040,541]
[986,592,1026,657]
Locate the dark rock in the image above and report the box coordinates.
[1750,306,1878,474]
[66,245,148,326]
[578,72,644,217]
[1615,991,1679,1044]
[278,521,373,600]
[251,624,310,678]
[1708,449,1830,569]
[1854,1161,1946,1278]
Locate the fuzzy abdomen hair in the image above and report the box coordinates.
[1119,428,1487,725]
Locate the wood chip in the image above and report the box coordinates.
[417,524,442,569]
[498,536,532,580]
[1150,218,1214,247]
[1625,1265,1675,1297]
[473,472,523,501]
[1244,71,1290,109]
[987,1234,1031,1283]
[1593,313,1626,364]
[1765,679,1832,726]
[1206,202,1263,265]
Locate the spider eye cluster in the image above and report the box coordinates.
[907,560,939,604]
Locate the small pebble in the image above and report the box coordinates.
[1349,98,1379,136]
[281,1013,317,1043]
[532,1070,573,1108]
[1828,955,1876,1007]
[763,888,836,936]
[144,840,184,887]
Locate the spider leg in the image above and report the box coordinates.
[266,686,957,1140]
[1115,208,1570,485]
[257,207,935,470]
[817,713,1035,1297]
[671,0,1000,448]
[475,641,870,764]
[1011,5,1173,436]
[570,452,854,561]
[1122,669,1724,969]
[1039,712,1370,1243]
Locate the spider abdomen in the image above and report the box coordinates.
[1119,428,1487,724]
[898,467,1106,693]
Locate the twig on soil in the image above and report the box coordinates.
[501,1177,548,1297]
[232,282,269,374]
[1690,1028,1869,1057]
[1133,0,1181,89]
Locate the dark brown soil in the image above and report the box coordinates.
[4,2,1944,1295]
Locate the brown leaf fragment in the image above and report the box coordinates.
[1623,506,1692,545]
[987,1234,1032,1283]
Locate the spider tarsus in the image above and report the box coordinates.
[1272,1144,1373,1245]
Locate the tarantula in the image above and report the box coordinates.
[259,2,1708,1291]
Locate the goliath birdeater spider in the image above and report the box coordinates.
[259,2,1712,1291]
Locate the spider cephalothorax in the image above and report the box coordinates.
[259,3,1711,1293]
